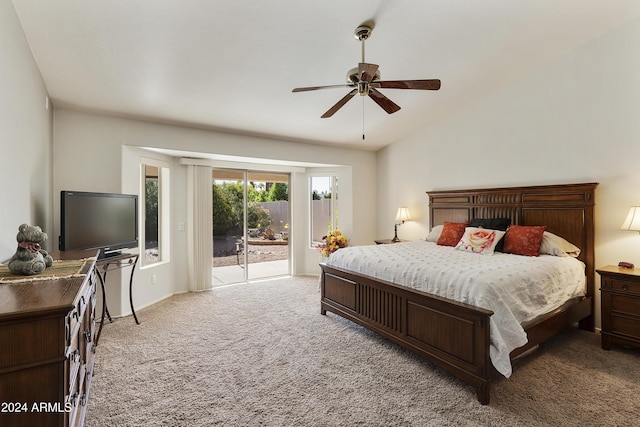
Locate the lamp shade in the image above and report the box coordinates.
[621,206,640,231]
[395,206,410,222]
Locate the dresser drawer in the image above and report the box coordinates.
[66,388,81,427]
[66,324,82,396]
[83,310,97,363]
[66,305,82,349]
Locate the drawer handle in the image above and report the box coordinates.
[622,284,628,291]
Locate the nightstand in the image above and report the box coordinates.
[374,239,402,245]
[597,265,640,350]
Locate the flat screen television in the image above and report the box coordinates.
[60,191,138,258]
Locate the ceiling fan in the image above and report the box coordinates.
[292,24,441,118]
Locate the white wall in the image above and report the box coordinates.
[53,109,376,316]
[377,15,640,329]
[0,1,53,262]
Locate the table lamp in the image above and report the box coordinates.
[392,206,410,242]
[621,206,640,233]
[619,206,640,268]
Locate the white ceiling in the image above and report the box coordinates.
[11,1,640,151]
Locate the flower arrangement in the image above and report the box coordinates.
[320,230,348,257]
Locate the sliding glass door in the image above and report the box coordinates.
[212,169,290,286]
[212,169,245,285]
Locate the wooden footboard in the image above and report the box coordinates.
[320,263,494,404]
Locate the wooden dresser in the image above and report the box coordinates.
[597,265,640,350]
[0,250,98,427]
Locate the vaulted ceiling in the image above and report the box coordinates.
[11,1,640,150]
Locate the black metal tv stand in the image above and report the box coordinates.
[95,252,140,346]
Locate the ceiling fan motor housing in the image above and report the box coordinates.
[354,25,372,41]
[346,67,381,86]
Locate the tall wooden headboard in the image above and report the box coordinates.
[427,182,598,330]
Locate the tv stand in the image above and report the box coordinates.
[95,252,140,347]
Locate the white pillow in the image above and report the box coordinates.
[455,227,506,255]
[539,232,581,257]
[426,224,443,242]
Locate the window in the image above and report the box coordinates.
[310,176,338,248]
[141,161,170,266]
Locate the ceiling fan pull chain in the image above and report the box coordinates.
[362,97,365,140]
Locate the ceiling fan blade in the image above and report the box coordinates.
[321,89,358,118]
[292,84,351,93]
[358,63,379,83]
[376,79,441,90]
[368,88,401,114]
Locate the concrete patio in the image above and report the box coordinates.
[212,259,289,287]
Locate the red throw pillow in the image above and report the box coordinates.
[503,225,547,256]
[437,222,469,247]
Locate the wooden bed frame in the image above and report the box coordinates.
[320,182,597,404]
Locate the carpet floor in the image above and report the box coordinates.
[86,276,640,426]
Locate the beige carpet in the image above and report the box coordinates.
[86,276,640,426]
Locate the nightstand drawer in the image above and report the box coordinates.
[610,314,640,338]
[611,293,640,314]
[607,278,640,295]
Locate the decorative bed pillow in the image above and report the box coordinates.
[503,225,547,256]
[455,227,506,255]
[469,217,511,231]
[426,224,443,242]
[437,222,469,246]
[539,232,581,257]
[469,218,511,252]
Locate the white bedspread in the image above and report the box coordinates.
[324,240,586,377]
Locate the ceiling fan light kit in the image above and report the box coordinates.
[292,24,441,119]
